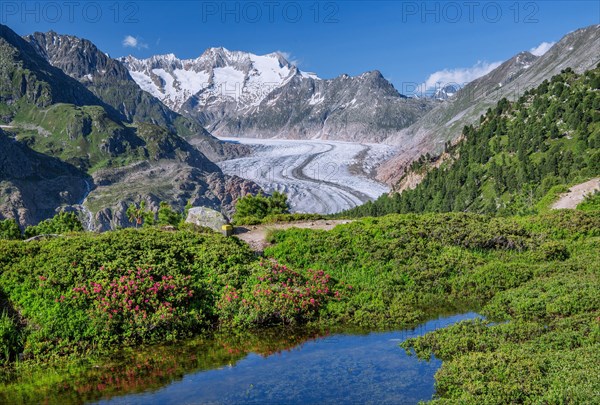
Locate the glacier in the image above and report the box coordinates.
[217,137,394,214]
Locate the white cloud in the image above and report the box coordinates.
[529,41,555,56]
[122,35,148,49]
[277,51,300,66]
[415,60,502,95]
[122,35,137,47]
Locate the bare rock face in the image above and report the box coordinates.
[185,207,228,232]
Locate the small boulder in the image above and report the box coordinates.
[185,207,228,232]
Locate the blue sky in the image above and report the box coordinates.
[4,1,599,93]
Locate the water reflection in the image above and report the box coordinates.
[0,313,479,405]
[99,313,479,405]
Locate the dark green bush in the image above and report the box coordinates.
[0,219,21,240]
[24,212,83,238]
[537,241,570,261]
[0,310,23,363]
[157,202,184,227]
[577,190,600,211]
[233,192,289,223]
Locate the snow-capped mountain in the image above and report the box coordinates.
[120,49,317,113]
[122,49,436,141]
[23,32,253,163]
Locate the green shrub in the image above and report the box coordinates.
[537,241,570,261]
[520,209,600,239]
[0,310,22,363]
[0,228,255,358]
[24,212,83,238]
[482,272,600,322]
[217,260,346,327]
[577,190,600,211]
[126,201,155,228]
[157,202,184,227]
[177,222,213,233]
[0,219,21,240]
[233,192,289,224]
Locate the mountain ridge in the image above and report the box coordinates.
[343,63,600,217]
[121,48,436,142]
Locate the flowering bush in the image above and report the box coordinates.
[0,228,255,359]
[217,260,345,326]
[71,267,201,344]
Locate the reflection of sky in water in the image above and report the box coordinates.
[98,313,480,405]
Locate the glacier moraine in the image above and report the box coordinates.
[216,137,395,214]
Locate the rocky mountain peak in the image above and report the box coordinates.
[26,31,131,83]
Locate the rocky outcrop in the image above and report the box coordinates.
[87,163,259,231]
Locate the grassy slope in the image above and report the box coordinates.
[11,103,143,172]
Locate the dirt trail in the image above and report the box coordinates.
[234,220,353,252]
[551,178,600,209]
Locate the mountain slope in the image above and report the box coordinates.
[122,49,436,141]
[344,65,600,217]
[0,129,90,226]
[378,24,600,186]
[24,31,248,162]
[0,24,259,229]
